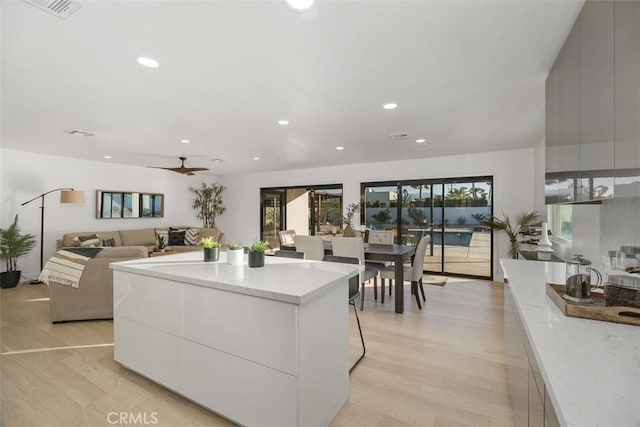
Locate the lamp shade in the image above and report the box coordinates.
[60,190,85,204]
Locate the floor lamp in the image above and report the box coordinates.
[21,188,85,284]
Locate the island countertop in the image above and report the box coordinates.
[110,251,361,305]
[501,259,640,427]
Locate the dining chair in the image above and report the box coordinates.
[322,255,365,373]
[278,230,296,247]
[379,235,430,309]
[294,235,325,261]
[368,230,394,244]
[331,237,379,310]
[273,250,304,259]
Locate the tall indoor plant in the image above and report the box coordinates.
[481,210,540,259]
[189,182,226,228]
[343,202,360,237]
[0,215,37,288]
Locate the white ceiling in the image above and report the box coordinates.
[1,0,583,176]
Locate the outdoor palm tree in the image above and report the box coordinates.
[480,210,540,259]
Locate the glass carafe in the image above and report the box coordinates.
[564,254,602,303]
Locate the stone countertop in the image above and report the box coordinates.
[111,251,361,305]
[501,259,640,427]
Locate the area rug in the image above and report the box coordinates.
[423,276,448,286]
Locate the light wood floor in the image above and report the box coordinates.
[0,280,514,427]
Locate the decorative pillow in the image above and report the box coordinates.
[74,234,100,248]
[155,229,169,244]
[168,230,186,246]
[185,228,199,246]
[101,238,116,247]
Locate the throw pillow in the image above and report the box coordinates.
[101,238,116,247]
[168,230,186,246]
[74,234,100,248]
[185,228,199,246]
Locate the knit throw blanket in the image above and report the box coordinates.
[39,247,103,288]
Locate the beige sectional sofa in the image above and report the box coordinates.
[49,226,225,322]
[57,226,226,252]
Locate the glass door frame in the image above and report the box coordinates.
[361,175,494,280]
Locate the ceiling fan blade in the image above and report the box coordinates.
[182,167,209,172]
[146,157,209,174]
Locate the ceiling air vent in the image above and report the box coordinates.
[64,128,94,137]
[24,0,82,20]
[389,132,410,140]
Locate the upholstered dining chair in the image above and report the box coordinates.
[294,235,325,261]
[331,237,379,310]
[273,250,304,259]
[278,230,296,247]
[379,235,430,310]
[322,255,365,373]
[368,230,394,245]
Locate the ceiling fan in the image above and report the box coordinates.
[146,156,209,175]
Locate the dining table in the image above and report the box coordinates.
[281,240,416,313]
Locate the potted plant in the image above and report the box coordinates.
[343,202,360,237]
[0,215,37,289]
[155,234,167,252]
[189,181,226,228]
[248,240,269,268]
[227,241,244,266]
[201,236,220,262]
[480,210,540,259]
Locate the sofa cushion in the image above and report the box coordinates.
[101,238,116,247]
[63,231,122,248]
[199,228,220,241]
[120,228,156,246]
[75,234,100,248]
[185,228,199,245]
[168,230,186,246]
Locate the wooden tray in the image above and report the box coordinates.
[546,284,640,326]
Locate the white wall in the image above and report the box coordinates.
[0,149,212,279]
[218,147,536,280]
[533,138,547,219]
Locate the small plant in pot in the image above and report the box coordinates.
[248,240,269,268]
[201,236,220,262]
[155,235,167,252]
[343,202,360,237]
[0,215,37,289]
[227,241,245,266]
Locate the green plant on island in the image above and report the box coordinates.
[200,236,220,249]
[250,240,269,252]
[228,242,244,250]
[0,215,37,273]
[480,210,540,259]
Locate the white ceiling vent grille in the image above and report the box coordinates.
[389,132,410,140]
[64,128,94,137]
[24,0,82,20]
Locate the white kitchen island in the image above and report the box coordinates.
[110,252,361,427]
[501,259,640,427]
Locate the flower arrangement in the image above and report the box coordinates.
[200,236,220,249]
[250,240,269,252]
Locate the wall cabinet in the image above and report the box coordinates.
[546,0,639,203]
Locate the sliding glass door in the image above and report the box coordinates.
[362,177,493,279]
[260,184,343,248]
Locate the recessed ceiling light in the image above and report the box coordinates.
[137,56,159,68]
[180,139,190,144]
[285,0,315,13]
[277,120,290,126]
[336,146,345,151]
[383,103,398,110]
[253,156,261,161]
[416,139,426,144]
[103,155,112,159]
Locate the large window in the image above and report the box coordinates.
[362,176,493,279]
[550,204,573,243]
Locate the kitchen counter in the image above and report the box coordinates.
[111,252,360,426]
[501,259,640,427]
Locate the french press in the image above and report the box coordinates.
[564,254,602,303]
